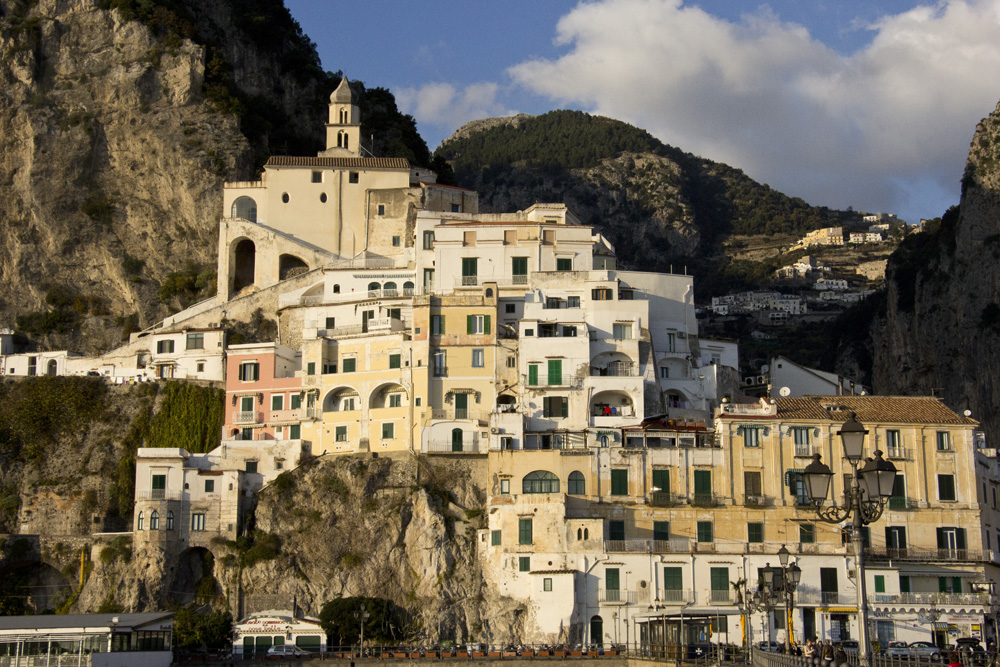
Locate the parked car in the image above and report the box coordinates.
[884,641,911,657]
[757,641,781,652]
[266,645,312,659]
[908,641,944,660]
[839,641,860,654]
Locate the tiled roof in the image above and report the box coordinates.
[265,156,411,169]
[775,396,977,426]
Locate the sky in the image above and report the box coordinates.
[285,0,1000,224]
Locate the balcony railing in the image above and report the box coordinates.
[794,444,817,458]
[888,496,914,510]
[423,435,483,454]
[460,276,478,286]
[653,538,693,553]
[591,406,636,418]
[649,492,682,507]
[691,493,718,507]
[603,538,692,554]
[590,362,637,377]
[512,274,528,285]
[657,589,693,604]
[604,539,650,554]
[885,446,909,460]
[866,546,993,562]
[796,590,857,605]
[136,490,181,501]
[524,374,582,388]
[234,411,260,424]
[709,590,733,604]
[745,494,770,508]
[598,589,636,605]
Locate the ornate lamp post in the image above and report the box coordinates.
[736,571,777,663]
[802,414,898,667]
[773,546,802,652]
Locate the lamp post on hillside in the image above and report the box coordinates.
[802,414,898,667]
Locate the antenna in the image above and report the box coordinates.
[779,387,791,397]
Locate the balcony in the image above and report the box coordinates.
[691,493,718,507]
[234,411,261,424]
[604,539,651,554]
[422,434,483,454]
[649,492,683,507]
[794,444,818,458]
[709,590,734,604]
[745,494,770,508]
[598,589,636,605]
[603,538,692,554]
[885,446,909,460]
[866,547,994,562]
[657,589,694,605]
[796,591,856,605]
[888,496,915,510]
[524,374,582,389]
[653,538,693,553]
[136,490,181,501]
[590,362,637,377]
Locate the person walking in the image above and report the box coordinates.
[822,640,835,666]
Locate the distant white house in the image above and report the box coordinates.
[233,610,326,658]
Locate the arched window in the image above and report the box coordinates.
[568,471,586,495]
[166,511,174,530]
[598,435,609,448]
[577,528,583,540]
[149,510,159,530]
[403,281,415,295]
[485,288,494,297]
[383,282,397,296]
[231,196,257,222]
[584,528,590,539]
[340,108,348,123]
[368,282,381,295]
[523,470,560,494]
[451,428,464,452]
[137,511,144,531]
[333,284,341,294]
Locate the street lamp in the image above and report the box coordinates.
[774,546,802,653]
[802,414,898,667]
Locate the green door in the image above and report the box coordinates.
[512,257,528,277]
[528,364,538,386]
[461,257,477,284]
[606,568,620,590]
[694,470,711,503]
[652,469,670,495]
[455,393,468,419]
[452,428,463,452]
[548,359,562,385]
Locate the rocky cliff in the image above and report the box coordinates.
[871,99,1000,444]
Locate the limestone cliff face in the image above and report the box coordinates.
[872,100,1000,443]
[0,0,329,353]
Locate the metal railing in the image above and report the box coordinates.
[649,492,683,507]
[888,496,914,510]
[590,362,637,377]
[866,546,994,562]
[603,538,692,554]
[745,494,770,507]
[657,589,693,604]
[136,490,181,501]
[233,411,260,424]
[691,493,718,506]
[523,374,582,388]
[598,589,636,604]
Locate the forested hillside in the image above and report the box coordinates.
[438,110,858,291]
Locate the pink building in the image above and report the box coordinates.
[224,343,303,441]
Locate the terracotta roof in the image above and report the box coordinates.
[265,156,410,169]
[775,396,977,426]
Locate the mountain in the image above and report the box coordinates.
[436,110,858,296]
[0,0,429,354]
[869,99,1000,445]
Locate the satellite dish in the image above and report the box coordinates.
[965,409,973,417]
[779,387,791,397]
[761,364,770,373]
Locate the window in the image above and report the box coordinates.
[568,471,585,495]
[697,521,714,543]
[282,192,290,202]
[137,511,144,531]
[335,426,347,442]
[506,356,516,368]
[238,362,259,382]
[491,530,501,546]
[191,513,205,531]
[937,527,967,554]
[186,333,204,350]
[666,332,676,352]
[748,523,764,543]
[151,474,166,499]
[500,479,510,494]
[433,350,447,377]
[793,427,810,446]
[613,323,632,340]
[518,556,530,572]
[744,428,760,448]
[663,567,682,595]
[156,340,175,354]
[608,520,625,541]
[423,231,435,249]
[937,431,951,451]
[382,422,394,439]
[543,396,568,418]
[694,470,712,503]
[567,296,580,308]
[543,578,553,592]
[787,470,808,505]
[523,471,559,494]
[340,358,356,373]
[886,429,901,451]
[196,362,205,373]
[307,362,315,375]
[246,461,258,474]
[289,424,300,439]
[886,526,907,551]
[467,315,490,334]
[938,474,956,501]
[800,523,815,544]
[711,568,729,600]
[166,511,174,530]
[874,575,885,593]
[744,471,762,501]
[311,170,322,183]
[505,303,516,314]
[271,395,283,411]
[654,521,670,541]
[205,480,215,493]
[389,393,402,408]
[652,469,670,496]
[431,315,444,335]
[290,394,301,410]
[591,288,613,300]
[610,469,628,496]
[519,518,533,545]
[556,257,572,271]
[391,235,400,246]
[660,366,669,379]
[472,349,485,368]
[461,257,478,284]
[349,171,359,183]
[511,256,528,280]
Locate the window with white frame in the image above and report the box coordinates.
[472,349,485,368]
[238,362,259,382]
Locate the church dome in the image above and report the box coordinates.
[330,77,354,104]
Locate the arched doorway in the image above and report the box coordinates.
[278,254,309,280]
[233,239,256,293]
[172,547,222,605]
[451,428,463,452]
[46,360,57,376]
[590,616,604,647]
[231,196,258,222]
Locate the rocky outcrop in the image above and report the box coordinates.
[872,100,1000,444]
[0,0,331,354]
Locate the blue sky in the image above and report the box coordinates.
[286,0,1000,224]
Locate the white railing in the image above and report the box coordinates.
[598,589,637,605]
[657,589,693,604]
[234,411,260,424]
[423,434,482,454]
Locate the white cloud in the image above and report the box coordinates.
[395,82,519,144]
[507,0,1000,221]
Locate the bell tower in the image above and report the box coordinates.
[324,77,361,156]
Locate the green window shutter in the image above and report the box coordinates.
[936,527,946,548]
[663,567,682,591]
[512,257,527,275]
[652,469,670,495]
[694,470,711,494]
[467,315,473,334]
[152,475,165,490]
[953,577,962,593]
[389,354,401,369]
[307,362,315,375]
[697,521,713,542]
[710,567,728,591]
[518,556,530,572]
[271,395,282,410]
[611,469,628,495]
[939,577,948,593]
[528,364,538,386]
[548,359,561,385]
[748,523,763,543]
[289,424,300,439]
[653,521,669,541]
[343,358,356,372]
[900,575,910,593]
[491,530,501,546]
[290,394,301,410]
[561,397,568,419]
[519,518,532,545]
[606,568,620,591]
[874,575,885,593]
[820,568,838,592]
[957,528,967,550]
[484,315,490,334]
